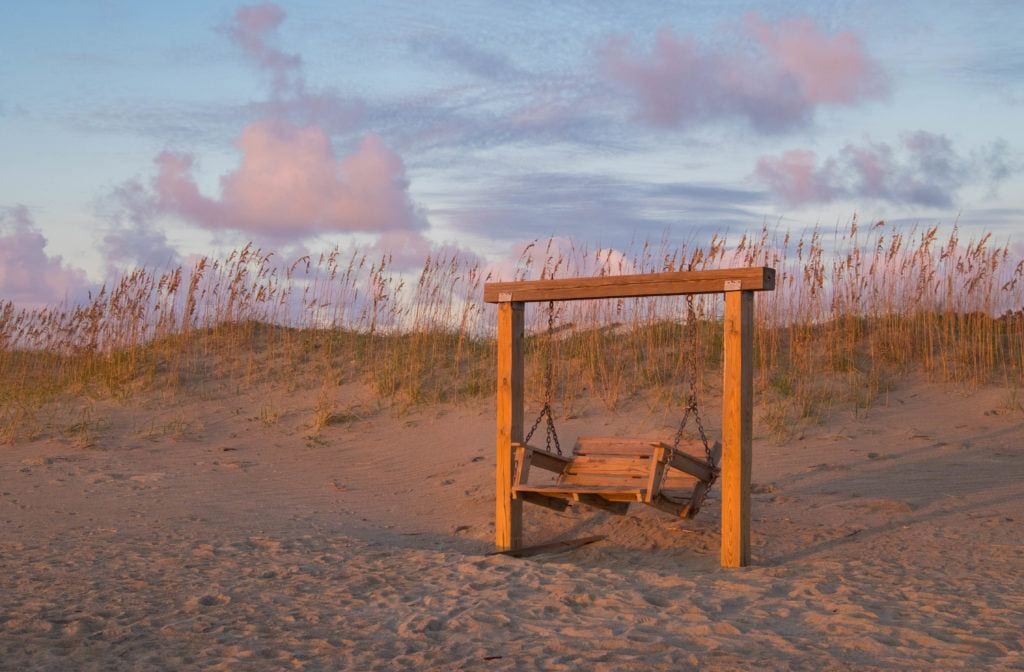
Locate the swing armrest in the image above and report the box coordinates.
[657,441,721,482]
[646,445,669,502]
[512,443,571,474]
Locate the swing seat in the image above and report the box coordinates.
[512,436,721,519]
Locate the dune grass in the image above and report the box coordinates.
[1,219,1021,443]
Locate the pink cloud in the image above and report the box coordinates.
[745,14,887,105]
[369,230,435,270]
[599,13,888,132]
[0,206,90,308]
[225,3,301,94]
[755,131,1002,207]
[755,149,839,204]
[224,3,362,133]
[155,121,424,237]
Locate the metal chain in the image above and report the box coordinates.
[667,295,717,506]
[524,301,561,455]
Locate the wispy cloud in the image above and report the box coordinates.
[406,32,523,81]
[442,172,767,244]
[221,1,363,134]
[756,132,1019,207]
[598,12,888,132]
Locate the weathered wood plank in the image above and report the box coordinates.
[646,445,668,503]
[686,479,711,519]
[495,302,524,552]
[659,441,720,482]
[515,483,645,496]
[564,456,652,473]
[484,267,776,303]
[575,436,660,454]
[513,443,531,487]
[487,535,605,558]
[721,290,753,566]
[561,473,647,487]
[512,443,571,474]
[662,472,699,489]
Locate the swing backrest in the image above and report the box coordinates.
[560,437,700,490]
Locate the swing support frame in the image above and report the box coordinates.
[484,266,775,568]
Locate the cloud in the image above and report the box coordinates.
[96,180,182,272]
[223,2,363,133]
[0,206,91,308]
[442,172,767,246]
[155,120,425,237]
[224,2,301,94]
[598,13,888,132]
[407,33,522,81]
[756,132,1019,207]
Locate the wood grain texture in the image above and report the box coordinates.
[512,444,571,474]
[495,302,524,551]
[721,290,754,567]
[484,267,775,303]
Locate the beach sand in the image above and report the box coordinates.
[1,379,1022,670]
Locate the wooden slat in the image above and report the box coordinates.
[562,473,647,487]
[721,290,753,567]
[564,455,652,474]
[686,480,711,519]
[513,443,531,486]
[662,471,700,489]
[487,535,605,558]
[517,491,569,512]
[646,445,668,503]
[660,441,720,482]
[514,484,646,501]
[574,437,660,455]
[512,443,571,474]
[495,302,524,552]
[484,267,776,303]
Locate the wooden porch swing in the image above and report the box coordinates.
[510,295,721,522]
[484,267,775,568]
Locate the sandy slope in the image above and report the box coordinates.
[1,380,1022,671]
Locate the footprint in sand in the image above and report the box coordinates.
[185,593,231,611]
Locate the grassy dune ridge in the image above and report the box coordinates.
[1,219,1022,443]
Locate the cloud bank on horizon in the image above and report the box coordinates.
[1,1,1022,306]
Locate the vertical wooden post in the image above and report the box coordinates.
[721,290,754,567]
[496,301,524,551]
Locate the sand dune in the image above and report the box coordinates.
[1,380,1022,670]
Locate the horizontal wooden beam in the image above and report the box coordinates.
[484,267,775,303]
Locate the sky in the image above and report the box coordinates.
[1,0,1022,306]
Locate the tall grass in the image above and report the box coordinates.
[1,219,1021,442]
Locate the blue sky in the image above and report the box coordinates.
[1,0,1022,304]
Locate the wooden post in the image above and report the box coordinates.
[721,290,753,567]
[495,301,524,551]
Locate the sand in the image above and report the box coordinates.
[1,379,1023,670]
